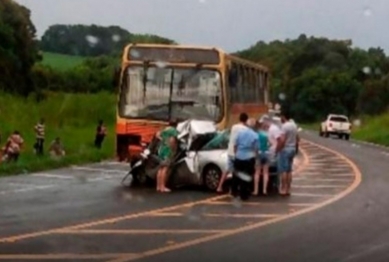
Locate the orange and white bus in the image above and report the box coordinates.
[114,44,270,161]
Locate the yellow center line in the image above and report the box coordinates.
[57,229,229,235]
[107,139,362,262]
[0,195,227,243]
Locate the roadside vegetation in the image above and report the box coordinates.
[0,92,116,176]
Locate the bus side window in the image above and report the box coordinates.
[236,65,245,103]
[258,71,265,104]
[251,69,258,103]
[243,67,252,103]
[228,64,238,104]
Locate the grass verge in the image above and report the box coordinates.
[0,92,116,176]
[301,113,389,146]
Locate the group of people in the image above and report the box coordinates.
[1,119,108,164]
[151,111,299,197]
[216,111,299,198]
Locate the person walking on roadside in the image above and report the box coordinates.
[94,120,107,149]
[231,118,259,200]
[277,111,299,196]
[34,118,45,155]
[253,118,271,196]
[216,112,249,193]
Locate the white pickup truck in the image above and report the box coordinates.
[320,114,352,140]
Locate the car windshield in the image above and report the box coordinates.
[330,116,348,122]
[202,130,230,150]
[118,66,223,122]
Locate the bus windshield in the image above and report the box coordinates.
[118,66,223,122]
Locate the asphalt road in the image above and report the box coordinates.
[0,133,386,262]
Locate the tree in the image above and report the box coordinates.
[0,0,40,95]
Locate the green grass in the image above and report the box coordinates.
[0,92,117,176]
[40,52,85,71]
[301,113,389,146]
[352,114,389,146]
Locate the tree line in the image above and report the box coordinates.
[236,35,389,121]
[1,0,389,122]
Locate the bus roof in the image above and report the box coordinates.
[123,43,268,71]
[225,54,269,72]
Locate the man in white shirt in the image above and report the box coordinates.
[277,111,299,195]
[216,112,248,193]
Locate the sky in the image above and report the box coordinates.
[15,0,389,53]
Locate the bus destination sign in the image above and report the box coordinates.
[128,47,220,65]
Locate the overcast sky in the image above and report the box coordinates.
[15,0,389,53]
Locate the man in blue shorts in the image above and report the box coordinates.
[277,111,299,196]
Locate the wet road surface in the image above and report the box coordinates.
[0,137,366,261]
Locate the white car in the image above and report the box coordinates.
[320,114,352,140]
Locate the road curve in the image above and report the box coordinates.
[0,133,380,262]
[133,132,387,262]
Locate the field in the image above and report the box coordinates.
[0,92,117,176]
[40,52,85,70]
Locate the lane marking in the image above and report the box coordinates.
[31,173,74,180]
[0,253,139,260]
[206,201,313,207]
[150,212,281,219]
[71,166,126,173]
[291,193,334,197]
[0,195,227,243]
[294,178,352,182]
[293,185,346,188]
[57,229,228,235]
[0,185,55,195]
[107,139,362,262]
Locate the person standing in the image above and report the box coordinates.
[95,120,107,149]
[216,112,249,193]
[277,111,299,196]
[232,118,258,200]
[156,120,179,193]
[253,119,271,196]
[34,118,45,155]
[266,115,284,194]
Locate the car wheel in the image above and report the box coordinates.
[324,131,329,138]
[319,128,323,137]
[202,165,222,192]
[338,134,343,139]
[344,134,350,141]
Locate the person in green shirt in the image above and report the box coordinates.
[155,120,179,193]
[253,119,271,196]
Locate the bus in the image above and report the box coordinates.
[114,44,270,161]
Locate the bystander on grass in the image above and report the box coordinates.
[0,92,116,176]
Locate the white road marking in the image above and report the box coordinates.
[71,166,126,173]
[293,185,345,188]
[0,185,55,195]
[292,193,333,197]
[31,173,74,180]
